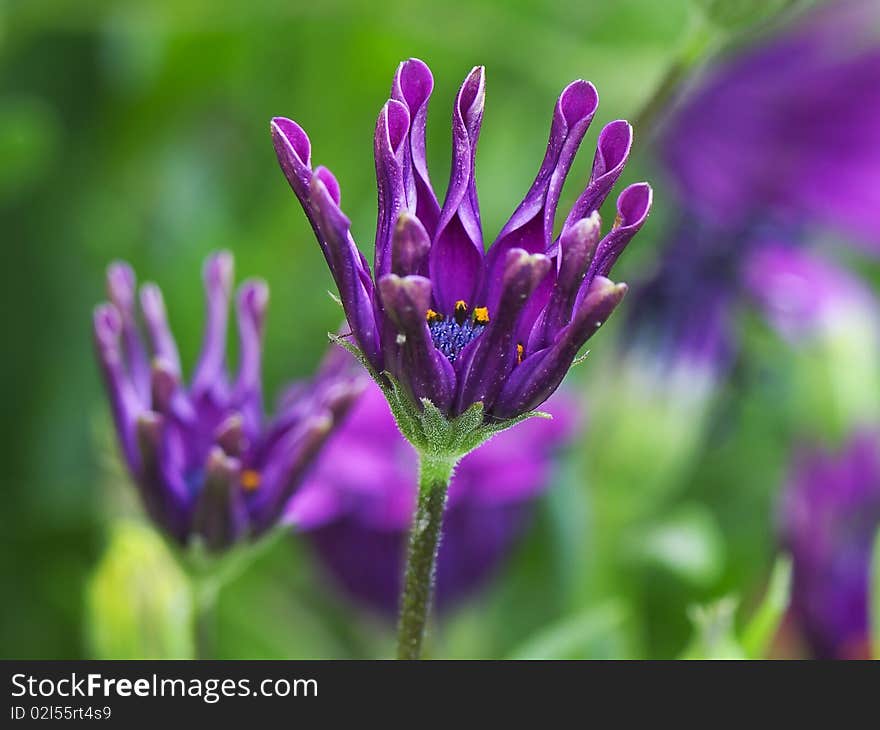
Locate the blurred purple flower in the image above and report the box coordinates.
[287,381,577,615]
[780,430,880,659]
[625,219,740,380]
[628,1,880,378]
[271,59,651,421]
[93,252,365,552]
[663,0,880,247]
[743,241,877,342]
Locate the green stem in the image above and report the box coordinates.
[632,9,717,137]
[193,577,219,660]
[396,452,457,660]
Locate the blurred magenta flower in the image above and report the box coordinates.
[628,1,880,380]
[271,58,651,421]
[287,381,577,615]
[663,0,880,247]
[93,252,365,552]
[743,241,877,343]
[780,431,880,659]
[625,219,739,380]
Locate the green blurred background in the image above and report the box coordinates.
[3,0,872,659]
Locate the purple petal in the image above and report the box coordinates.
[136,412,191,543]
[586,182,652,281]
[454,249,551,414]
[562,120,633,233]
[391,212,431,277]
[191,251,234,397]
[93,303,143,473]
[231,279,269,439]
[309,174,382,370]
[391,58,441,236]
[378,273,456,412]
[430,66,486,312]
[192,446,248,552]
[106,262,150,403]
[139,283,181,375]
[248,413,334,535]
[483,80,598,309]
[527,212,602,352]
[373,99,411,279]
[272,117,346,283]
[214,412,247,458]
[493,277,626,418]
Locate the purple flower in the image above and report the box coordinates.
[743,241,877,343]
[662,0,880,247]
[287,381,577,615]
[272,59,651,421]
[624,218,740,380]
[779,431,880,659]
[93,252,366,552]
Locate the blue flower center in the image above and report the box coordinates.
[427,300,489,363]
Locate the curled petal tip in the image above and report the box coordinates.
[615,182,652,228]
[596,120,633,173]
[558,80,599,126]
[394,58,434,108]
[270,117,312,167]
[139,282,165,317]
[106,261,136,307]
[237,278,270,317]
[458,66,486,116]
[204,250,234,291]
[379,99,410,154]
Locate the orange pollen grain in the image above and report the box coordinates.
[516,343,524,364]
[241,469,262,491]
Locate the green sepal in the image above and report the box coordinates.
[328,332,551,462]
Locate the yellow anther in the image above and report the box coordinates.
[473,306,489,325]
[241,469,262,491]
[516,343,524,364]
[426,308,442,322]
[454,300,468,312]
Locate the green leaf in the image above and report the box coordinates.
[86,521,194,659]
[507,600,633,660]
[740,556,792,659]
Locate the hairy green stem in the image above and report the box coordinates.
[396,453,457,660]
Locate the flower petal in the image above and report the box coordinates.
[107,262,151,403]
[562,120,633,233]
[391,58,441,236]
[493,277,626,418]
[309,174,382,370]
[483,80,598,309]
[191,251,233,397]
[378,273,456,411]
[192,446,248,552]
[586,182,652,281]
[391,212,431,276]
[374,99,411,279]
[231,279,269,439]
[139,283,181,375]
[527,212,602,352]
[454,249,551,414]
[430,66,486,312]
[93,303,143,473]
